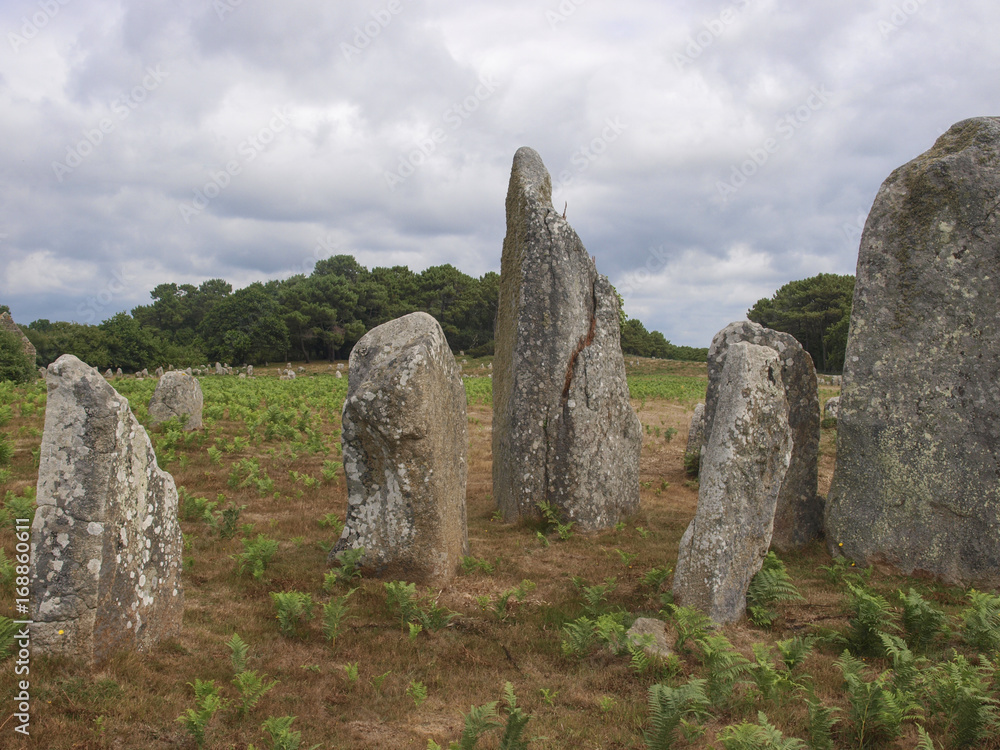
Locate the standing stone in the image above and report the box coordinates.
[673,343,792,624]
[184,367,193,376]
[148,371,204,431]
[824,396,840,420]
[826,118,1000,587]
[335,370,342,379]
[115,368,123,378]
[155,367,164,378]
[104,369,113,379]
[704,321,820,551]
[684,403,705,473]
[0,311,36,363]
[215,362,224,375]
[332,312,468,584]
[30,355,184,666]
[247,365,253,377]
[493,147,641,531]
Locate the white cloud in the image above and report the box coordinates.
[1,1,999,342]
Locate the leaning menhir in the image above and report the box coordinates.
[673,342,792,624]
[493,147,641,531]
[704,320,821,550]
[331,312,468,584]
[30,355,184,666]
[826,117,1000,586]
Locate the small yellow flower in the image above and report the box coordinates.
[838,542,843,547]
[58,629,64,635]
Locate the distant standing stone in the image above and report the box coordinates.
[115,368,123,378]
[155,367,164,378]
[215,362,224,375]
[704,320,820,551]
[247,365,253,377]
[148,371,204,430]
[104,369,113,379]
[0,311,36,363]
[826,117,1000,587]
[684,403,705,472]
[30,355,184,666]
[332,312,468,584]
[824,396,840,420]
[673,342,792,625]
[493,147,641,531]
[335,370,342,379]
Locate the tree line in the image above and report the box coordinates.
[15,256,701,373]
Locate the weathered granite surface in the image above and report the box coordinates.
[30,355,184,666]
[148,371,203,431]
[332,312,468,584]
[674,342,792,625]
[492,147,641,531]
[826,117,1000,586]
[705,320,820,550]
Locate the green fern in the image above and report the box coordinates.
[0,615,18,660]
[663,604,712,653]
[696,632,750,708]
[960,590,1000,652]
[498,682,531,750]
[572,576,618,617]
[804,693,839,750]
[270,591,314,637]
[898,588,949,652]
[914,725,936,750]
[233,670,278,717]
[561,616,596,659]
[717,711,806,749]
[227,632,250,674]
[747,644,794,703]
[837,650,919,749]
[644,679,710,750]
[746,552,803,628]
[774,636,814,673]
[843,584,899,657]
[458,701,502,750]
[923,651,999,749]
[322,588,355,644]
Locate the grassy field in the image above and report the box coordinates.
[1,359,998,749]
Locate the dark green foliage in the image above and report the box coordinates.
[717,712,806,749]
[747,273,855,372]
[746,552,804,627]
[643,679,710,750]
[696,632,751,707]
[663,603,712,653]
[843,584,900,657]
[960,590,1000,652]
[836,651,919,749]
[0,329,35,383]
[27,256,670,369]
[899,588,949,652]
[923,652,999,748]
[620,318,707,362]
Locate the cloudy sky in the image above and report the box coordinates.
[1,0,997,347]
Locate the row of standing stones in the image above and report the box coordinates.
[28,116,1000,666]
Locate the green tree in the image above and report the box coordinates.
[747,273,854,372]
[199,283,288,364]
[0,329,36,383]
[100,313,163,372]
[25,321,112,368]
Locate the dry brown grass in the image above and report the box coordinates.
[0,361,985,749]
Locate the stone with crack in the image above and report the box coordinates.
[492,147,641,531]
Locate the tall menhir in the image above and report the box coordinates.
[492,147,641,531]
